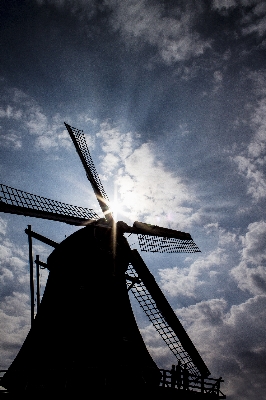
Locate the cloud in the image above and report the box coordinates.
[158,218,265,304]
[231,220,266,295]
[116,142,197,227]
[241,220,266,265]
[176,295,266,399]
[232,72,266,201]
[212,0,266,37]
[95,121,199,228]
[241,2,266,37]
[0,236,28,291]
[0,130,22,149]
[155,219,266,394]
[159,248,228,298]
[0,86,73,151]
[0,217,51,368]
[211,0,237,11]
[234,155,266,200]
[137,291,266,397]
[0,292,30,368]
[0,217,7,235]
[159,224,240,299]
[106,0,211,64]
[139,323,174,368]
[96,122,136,178]
[0,233,30,367]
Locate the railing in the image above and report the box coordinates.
[0,368,225,398]
[159,368,226,398]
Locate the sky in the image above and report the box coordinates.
[0,0,266,398]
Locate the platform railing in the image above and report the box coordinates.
[0,368,226,398]
[159,368,226,398]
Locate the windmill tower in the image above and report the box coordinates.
[0,124,225,398]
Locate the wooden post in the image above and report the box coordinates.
[162,370,166,387]
[201,375,204,394]
[27,225,35,326]
[217,377,222,396]
[36,255,40,312]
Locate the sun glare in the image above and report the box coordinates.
[110,199,119,221]
[109,183,120,221]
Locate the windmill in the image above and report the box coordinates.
[0,123,224,397]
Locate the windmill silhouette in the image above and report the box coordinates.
[0,123,224,397]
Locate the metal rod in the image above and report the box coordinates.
[36,255,40,312]
[27,225,35,326]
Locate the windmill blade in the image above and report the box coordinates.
[128,249,210,377]
[0,184,99,226]
[64,123,112,222]
[133,221,200,253]
[137,235,200,253]
[117,220,201,253]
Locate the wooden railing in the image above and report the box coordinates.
[0,368,226,398]
[159,368,226,398]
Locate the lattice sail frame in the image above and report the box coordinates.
[126,263,200,376]
[65,125,110,204]
[138,234,201,253]
[0,184,99,220]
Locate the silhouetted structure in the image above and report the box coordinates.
[0,123,225,398]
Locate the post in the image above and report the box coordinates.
[170,365,175,388]
[27,225,35,326]
[162,370,166,387]
[36,255,40,312]
[201,375,205,394]
[217,377,222,396]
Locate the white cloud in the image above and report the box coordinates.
[106,0,211,64]
[0,292,30,368]
[96,122,135,177]
[214,70,223,83]
[0,87,73,151]
[241,2,266,37]
[116,142,196,227]
[0,217,7,235]
[234,155,266,200]
[95,121,199,228]
[212,0,237,10]
[176,295,266,399]
[139,323,174,368]
[136,217,266,394]
[231,220,266,295]
[233,73,266,201]
[0,105,22,120]
[159,224,240,298]
[0,235,30,367]
[241,220,266,265]
[0,238,28,284]
[159,248,228,298]
[0,130,22,149]
[212,0,266,37]
[0,221,51,368]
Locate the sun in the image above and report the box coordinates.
[109,198,120,221]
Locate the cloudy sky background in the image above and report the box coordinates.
[0,0,266,398]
